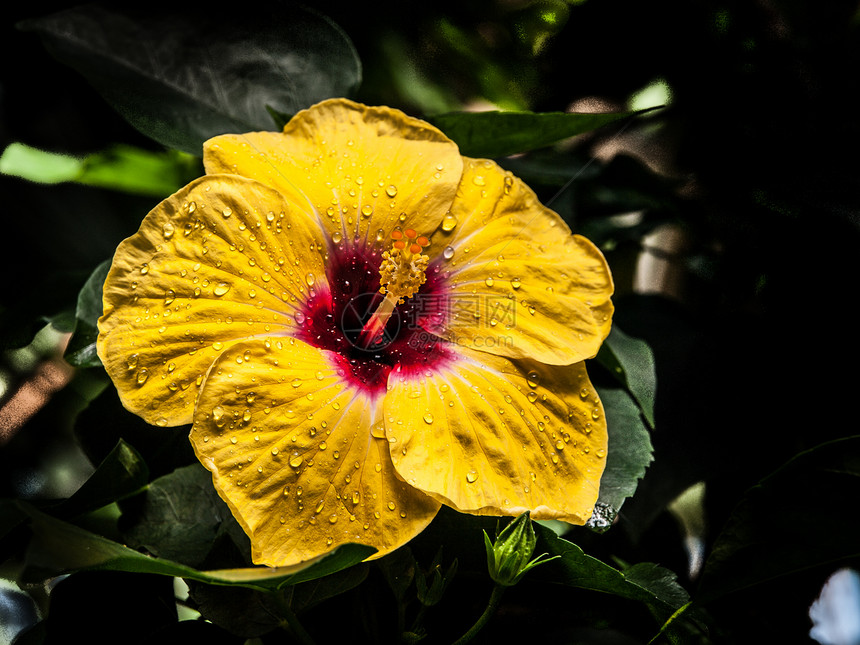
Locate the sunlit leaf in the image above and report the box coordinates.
[19,3,361,155]
[0,142,81,182]
[0,143,196,195]
[429,109,645,158]
[19,504,375,591]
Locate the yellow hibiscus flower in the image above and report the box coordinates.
[97,98,614,567]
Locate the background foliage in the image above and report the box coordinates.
[2,1,860,643]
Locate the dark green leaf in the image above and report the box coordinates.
[532,522,689,625]
[594,387,654,518]
[64,260,109,368]
[696,435,860,604]
[53,439,148,520]
[290,563,370,613]
[597,326,657,428]
[20,2,361,155]
[429,109,644,158]
[19,503,375,591]
[121,462,248,569]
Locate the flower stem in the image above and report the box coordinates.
[452,584,506,645]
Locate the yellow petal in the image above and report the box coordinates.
[97,174,329,426]
[431,158,613,365]
[384,347,607,524]
[203,98,463,250]
[190,337,441,567]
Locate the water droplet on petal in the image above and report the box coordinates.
[361,204,374,217]
[305,272,315,287]
[214,282,231,296]
[423,412,434,424]
[511,278,521,290]
[442,246,454,259]
[136,369,149,385]
[162,222,175,239]
[579,388,589,400]
[441,213,458,231]
[289,453,304,468]
[385,184,398,198]
[221,207,232,219]
[332,231,343,244]
[526,371,541,388]
[466,469,478,483]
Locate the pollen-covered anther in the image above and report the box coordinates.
[379,229,430,304]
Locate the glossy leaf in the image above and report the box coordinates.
[533,522,689,626]
[597,326,657,428]
[64,260,109,368]
[594,387,654,518]
[429,109,643,158]
[20,3,361,155]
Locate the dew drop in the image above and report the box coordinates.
[136,369,149,385]
[592,408,601,420]
[385,184,397,198]
[221,207,233,219]
[442,245,454,259]
[441,213,458,231]
[213,282,231,296]
[511,277,522,290]
[289,453,304,468]
[526,371,541,388]
[466,469,478,483]
[423,412,434,424]
[127,354,139,370]
[162,222,175,239]
[472,175,486,187]
[305,272,315,287]
[484,277,494,287]
[332,231,343,244]
[527,391,538,403]
[579,387,589,400]
[361,204,374,217]
[328,513,338,524]
[387,501,396,511]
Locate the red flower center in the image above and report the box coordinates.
[295,244,454,398]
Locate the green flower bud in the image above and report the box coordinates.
[483,511,559,587]
[416,549,458,607]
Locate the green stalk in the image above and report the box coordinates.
[452,584,506,645]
